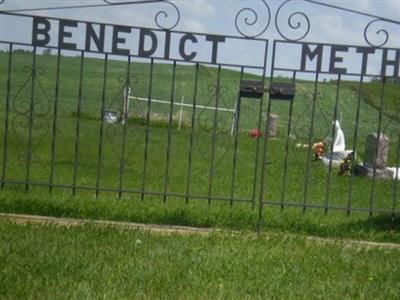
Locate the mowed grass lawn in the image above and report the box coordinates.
[1,220,399,299]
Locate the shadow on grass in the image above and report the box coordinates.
[259,209,400,243]
[0,188,399,242]
[342,214,400,232]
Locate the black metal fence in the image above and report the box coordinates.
[0,0,399,227]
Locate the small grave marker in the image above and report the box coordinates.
[364,133,389,169]
[363,133,393,179]
[267,114,278,138]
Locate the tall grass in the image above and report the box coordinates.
[1,220,399,299]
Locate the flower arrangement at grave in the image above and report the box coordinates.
[312,140,326,160]
[250,128,262,138]
[338,152,357,176]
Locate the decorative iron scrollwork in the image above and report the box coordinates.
[275,0,311,42]
[101,0,180,30]
[1,0,180,30]
[196,84,232,134]
[234,0,271,38]
[275,0,400,47]
[154,1,180,30]
[364,19,390,48]
[102,0,165,3]
[104,74,146,163]
[11,66,52,164]
[3,0,400,46]
[195,84,235,170]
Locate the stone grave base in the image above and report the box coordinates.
[321,150,353,167]
[356,165,394,180]
[387,167,400,180]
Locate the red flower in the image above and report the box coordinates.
[250,128,262,138]
[313,142,325,159]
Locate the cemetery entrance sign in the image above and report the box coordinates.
[30,15,400,77]
[32,16,228,64]
[0,0,399,227]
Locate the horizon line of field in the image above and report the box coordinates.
[2,40,398,81]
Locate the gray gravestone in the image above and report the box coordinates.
[267,114,278,137]
[364,133,389,169]
[362,133,393,179]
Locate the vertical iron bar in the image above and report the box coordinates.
[256,40,271,233]
[347,75,364,214]
[303,71,320,212]
[207,65,222,204]
[1,43,13,188]
[25,46,37,191]
[257,99,272,234]
[280,71,296,210]
[95,53,108,197]
[369,78,386,217]
[324,74,341,214]
[185,63,200,203]
[118,56,132,199]
[163,61,177,203]
[392,135,400,216]
[48,48,61,193]
[141,59,154,200]
[229,67,244,205]
[252,40,269,209]
[72,51,85,195]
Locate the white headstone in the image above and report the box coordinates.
[321,120,348,166]
[332,120,345,153]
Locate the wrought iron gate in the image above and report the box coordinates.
[0,0,399,222]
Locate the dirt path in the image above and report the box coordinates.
[1,213,399,250]
[0,213,215,235]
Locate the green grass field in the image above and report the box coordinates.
[344,80,400,123]
[0,51,399,237]
[1,220,399,299]
[0,50,400,300]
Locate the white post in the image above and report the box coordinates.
[178,95,184,131]
[122,85,131,125]
[127,86,131,124]
[230,98,239,136]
